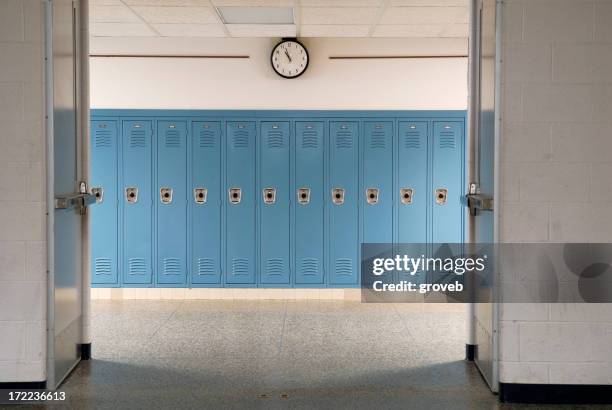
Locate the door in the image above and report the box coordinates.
[259,122,291,285]
[49,0,83,388]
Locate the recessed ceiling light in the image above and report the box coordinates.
[216,6,294,25]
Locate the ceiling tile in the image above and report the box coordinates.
[153,23,227,36]
[91,5,141,23]
[226,23,296,37]
[300,24,370,37]
[211,0,294,6]
[91,0,124,5]
[379,6,468,25]
[123,0,211,5]
[390,0,468,5]
[132,6,220,24]
[372,23,468,37]
[300,0,383,6]
[301,7,378,25]
[90,22,157,37]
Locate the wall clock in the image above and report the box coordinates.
[271,38,309,79]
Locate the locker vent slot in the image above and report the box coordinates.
[232,258,249,275]
[403,132,421,149]
[370,131,387,149]
[266,258,284,275]
[439,131,456,149]
[198,131,216,148]
[164,131,181,148]
[129,131,147,148]
[197,258,215,275]
[335,132,353,149]
[128,258,147,275]
[299,258,319,275]
[163,258,181,275]
[334,258,352,276]
[232,131,249,148]
[94,130,112,148]
[301,131,319,148]
[94,258,112,275]
[266,131,285,149]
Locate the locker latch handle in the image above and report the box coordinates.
[194,188,207,204]
[366,188,379,205]
[263,188,276,205]
[332,188,345,205]
[400,188,414,205]
[297,188,310,205]
[92,187,104,204]
[229,188,241,204]
[435,188,448,205]
[126,187,138,204]
[160,188,173,204]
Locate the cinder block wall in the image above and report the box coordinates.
[500,0,612,384]
[0,0,47,383]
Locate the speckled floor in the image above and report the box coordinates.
[12,300,609,409]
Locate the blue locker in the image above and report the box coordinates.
[294,122,325,285]
[91,120,118,285]
[122,120,153,284]
[328,121,359,286]
[432,121,464,243]
[157,121,187,285]
[225,121,256,285]
[397,121,429,243]
[191,121,222,285]
[259,122,291,285]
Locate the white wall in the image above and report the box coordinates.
[90,37,468,110]
[499,0,612,385]
[0,0,47,383]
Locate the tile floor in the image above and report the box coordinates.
[10,300,608,409]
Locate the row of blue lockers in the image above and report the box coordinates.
[90,110,466,288]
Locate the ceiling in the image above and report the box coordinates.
[90,0,469,39]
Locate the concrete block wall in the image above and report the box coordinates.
[500,0,612,384]
[0,0,47,383]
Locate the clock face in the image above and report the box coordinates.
[271,40,309,79]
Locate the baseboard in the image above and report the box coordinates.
[80,343,91,360]
[0,381,46,389]
[465,344,476,361]
[499,383,612,404]
[91,288,362,301]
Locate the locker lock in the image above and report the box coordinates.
[400,188,414,205]
[160,188,173,204]
[297,188,310,205]
[125,187,138,204]
[332,188,345,205]
[366,188,379,205]
[263,188,276,205]
[92,187,104,204]
[435,188,448,205]
[194,188,207,204]
[229,188,241,204]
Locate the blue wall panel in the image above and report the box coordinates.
[225,121,256,285]
[121,120,153,284]
[91,120,118,285]
[294,121,325,285]
[191,121,222,285]
[259,122,291,285]
[157,120,187,285]
[328,121,359,286]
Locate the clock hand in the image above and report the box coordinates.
[284,50,292,62]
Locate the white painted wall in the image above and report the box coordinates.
[0,0,47,383]
[90,37,468,110]
[499,0,612,385]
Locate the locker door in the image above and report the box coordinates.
[259,122,290,285]
[295,122,324,285]
[432,121,464,243]
[191,121,222,285]
[122,120,153,284]
[397,121,428,243]
[157,121,187,285]
[226,121,256,285]
[91,120,118,285]
[328,121,359,286]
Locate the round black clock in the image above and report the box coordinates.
[271,39,309,79]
